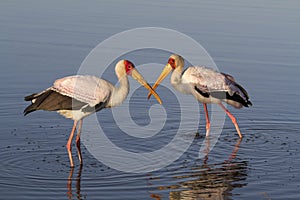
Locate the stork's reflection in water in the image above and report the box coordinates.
[65,138,246,200]
[150,138,247,200]
[67,165,83,200]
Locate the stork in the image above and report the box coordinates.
[148,54,252,138]
[24,60,162,167]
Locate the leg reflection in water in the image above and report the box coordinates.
[148,137,247,200]
[171,138,246,200]
[67,165,83,200]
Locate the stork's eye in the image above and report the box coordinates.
[168,58,175,64]
[168,58,176,69]
[124,60,135,71]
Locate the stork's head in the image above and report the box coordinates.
[115,60,135,76]
[147,54,184,99]
[115,59,162,104]
[168,54,185,70]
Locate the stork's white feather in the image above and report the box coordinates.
[182,66,232,93]
[52,75,112,107]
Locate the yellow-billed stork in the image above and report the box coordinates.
[24,60,162,167]
[148,54,252,138]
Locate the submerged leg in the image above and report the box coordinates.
[66,120,78,167]
[76,119,83,165]
[218,103,243,138]
[203,103,210,137]
[67,167,74,199]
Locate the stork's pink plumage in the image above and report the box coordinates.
[52,75,111,107]
[148,54,252,138]
[24,60,162,167]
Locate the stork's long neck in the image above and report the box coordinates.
[109,75,129,107]
[171,66,186,93]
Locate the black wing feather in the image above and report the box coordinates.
[194,86,209,98]
[24,90,87,115]
[194,84,252,108]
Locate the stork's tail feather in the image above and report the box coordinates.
[246,99,252,107]
[24,89,87,116]
[24,93,38,101]
[24,104,36,116]
[23,89,53,116]
[231,93,252,108]
[213,81,252,109]
[233,82,252,107]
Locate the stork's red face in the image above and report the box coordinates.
[168,57,176,69]
[124,60,135,75]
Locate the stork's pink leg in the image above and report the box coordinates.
[66,120,78,167]
[203,103,210,137]
[218,103,243,138]
[76,119,83,165]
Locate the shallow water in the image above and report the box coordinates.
[1,1,300,199]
